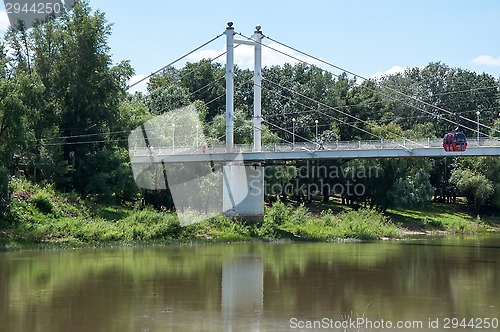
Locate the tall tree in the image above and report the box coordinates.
[5,1,133,197]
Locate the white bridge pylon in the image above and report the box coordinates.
[225,22,264,153]
[222,22,266,218]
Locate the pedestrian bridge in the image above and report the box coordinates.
[130,138,500,164]
[127,22,500,219]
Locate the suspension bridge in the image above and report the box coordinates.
[131,139,500,164]
[128,22,500,219]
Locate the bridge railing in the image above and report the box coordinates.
[131,137,500,157]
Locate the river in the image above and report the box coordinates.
[1,236,499,331]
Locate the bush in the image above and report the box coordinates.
[263,202,400,240]
[334,209,400,240]
[29,191,56,215]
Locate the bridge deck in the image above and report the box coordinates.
[130,138,500,164]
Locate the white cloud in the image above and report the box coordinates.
[187,41,324,69]
[0,10,10,34]
[371,65,408,79]
[127,75,150,94]
[471,55,500,66]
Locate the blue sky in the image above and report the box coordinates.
[2,0,500,92]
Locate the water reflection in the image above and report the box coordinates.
[0,237,499,331]
[222,254,263,331]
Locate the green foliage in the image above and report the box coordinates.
[450,168,494,212]
[180,60,225,121]
[146,83,191,115]
[455,157,500,210]
[389,169,434,208]
[405,123,437,139]
[3,178,181,244]
[2,179,497,249]
[264,200,306,226]
[117,94,152,131]
[29,191,55,215]
[0,71,45,167]
[2,1,134,200]
[0,164,8,213]
[264,165,295,199]
[263,201,400,240]
[333,209,400,240]
[205,108,278,145]
[368,121,403,140]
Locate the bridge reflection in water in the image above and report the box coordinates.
[222,254,263,331]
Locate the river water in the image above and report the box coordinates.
[0,237,499,331]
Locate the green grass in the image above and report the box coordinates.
[1,178,498,250]
[263,202,400,241]
[387,202,496,234]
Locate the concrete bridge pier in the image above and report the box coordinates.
[223,163,264,219]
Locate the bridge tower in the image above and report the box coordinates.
[223,23,265,219]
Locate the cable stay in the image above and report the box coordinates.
[261,78,421,146]
[262,34,500,138]
[237,32,500,140]
[126,32,225,91]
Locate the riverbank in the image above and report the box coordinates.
[1,179,498,250]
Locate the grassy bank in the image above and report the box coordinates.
[0,179,498,250]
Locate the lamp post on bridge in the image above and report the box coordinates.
[196,124,199,150]
[172,123,176,154]
[292,118,296,150]
[315,119,319,148]
[476,111,480,145]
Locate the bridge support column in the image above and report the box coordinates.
[252,26,263,152]
[223,164,264,219]
[223,23,265,219]
[225,22,235,153]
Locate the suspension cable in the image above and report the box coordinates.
[262,34,500,137]
[236,32,500,139]
[126,32,225,91]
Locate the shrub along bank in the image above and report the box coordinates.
[0,179,495,250]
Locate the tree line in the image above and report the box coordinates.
[1,1,499,213]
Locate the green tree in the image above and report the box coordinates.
[19,1,132,196]
[146,82,190,115]
[389,169,434,207]
[180,59,225,121]
[455,157,500,210]
[450,168,493,212]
